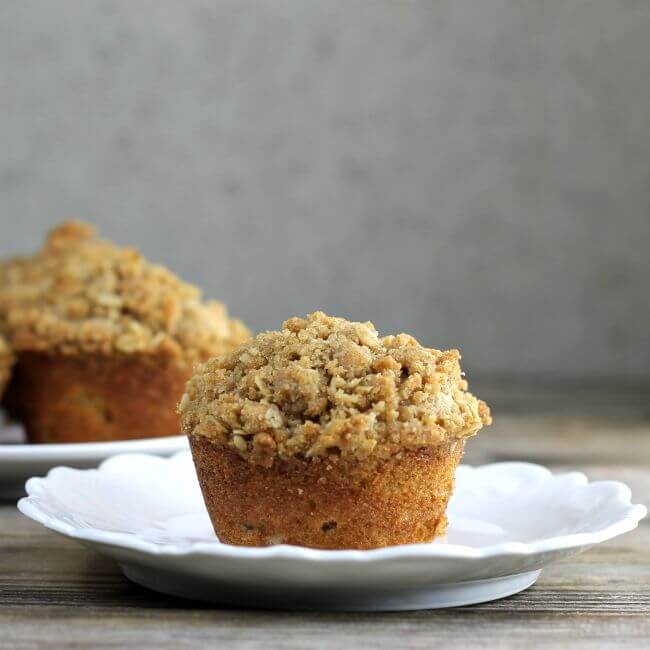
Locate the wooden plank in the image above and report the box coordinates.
[464,414,650,467]
[0,605,648,650]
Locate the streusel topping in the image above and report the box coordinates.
[0,335,13,394]
[180,312,491,466]
[0,220,249,365]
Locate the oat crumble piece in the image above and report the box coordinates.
[180,312,491,466]
[0,220,249,365]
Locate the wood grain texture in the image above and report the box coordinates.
[1,388,649,649]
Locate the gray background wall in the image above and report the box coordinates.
[0,1,648,379]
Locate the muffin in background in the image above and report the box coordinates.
[0,335,13,401]
[180,311,491,550]
[0,220,250,443]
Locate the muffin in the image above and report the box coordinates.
[0,220,249,443]
[180,312,491,550]
[0,335,13,401]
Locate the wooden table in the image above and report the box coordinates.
[1,384,648,649]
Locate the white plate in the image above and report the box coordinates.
[18,452,646,611]
[0,420,188,498]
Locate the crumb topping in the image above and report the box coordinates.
[180,312,491,466]
[0,220,250,365]
[0,335,13,395]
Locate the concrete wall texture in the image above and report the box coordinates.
[0,1,648,379]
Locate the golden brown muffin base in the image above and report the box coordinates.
[190,435,465,550]
[0,359,11,402]
[14,352,189,443]
[0,336,13,401]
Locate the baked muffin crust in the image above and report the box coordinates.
[0,220,249,366]
[0,335,13,397]
[180,312,491,467]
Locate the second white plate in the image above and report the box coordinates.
[0,421,188,498]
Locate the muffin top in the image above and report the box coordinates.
[180,312,491,467]
[0,220,249,365]
[0,334,13,395]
